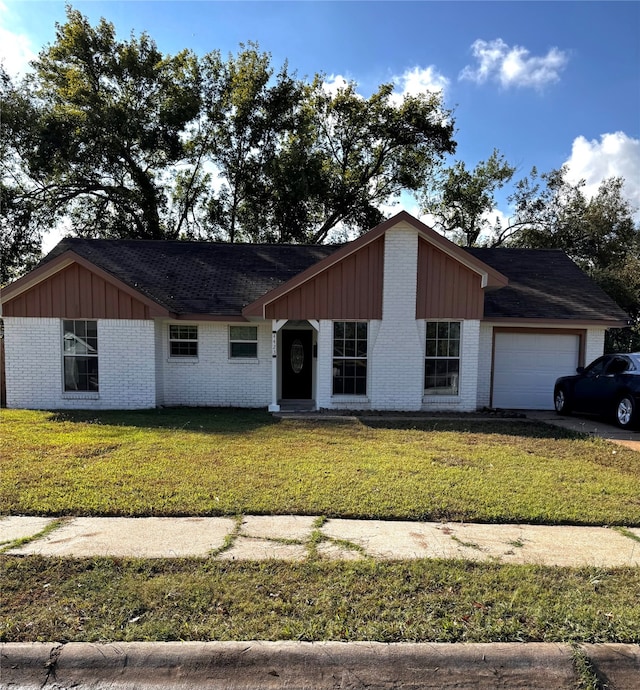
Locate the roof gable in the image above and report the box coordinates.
[2,239,338,320]
[0,211,627,327]
[1,250,170,319]
[243,211,508,318]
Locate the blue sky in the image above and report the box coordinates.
[2,0,639,232]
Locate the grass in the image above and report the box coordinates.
[2,408,639,647]
[1,556,638,644]
[2,408,640,525]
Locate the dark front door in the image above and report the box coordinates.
[281,330,313,400]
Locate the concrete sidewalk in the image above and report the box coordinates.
[2,514,639,566]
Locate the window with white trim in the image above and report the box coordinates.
[425,321,461,395]
[333,321,367,395]
[63,320,99,391]
[169,325,198,357]
[229,326,258,358]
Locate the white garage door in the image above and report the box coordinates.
[492,332,580,410]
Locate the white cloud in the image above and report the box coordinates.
[321,66,448,105]
[321,74,352,96]
[391,66,449,105]
[460,38,568,90]
[0,2,36,77]
[563,132,640,216]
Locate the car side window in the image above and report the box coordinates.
[605,358,629,376]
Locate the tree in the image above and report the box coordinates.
[3,7,457,268]
[300,80,455,244]
[421,149,516,246]
[5,7,201,241]
[197,44,306,243]
[198,65,456,244]
[0,67,46,283]
[511,170,640,351]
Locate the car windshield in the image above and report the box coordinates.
[585,357,607,376]
[628,353,640,370]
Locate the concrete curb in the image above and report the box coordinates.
[581,643,640,689]
[2,641,639,689]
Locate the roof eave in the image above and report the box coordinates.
[484,316,629,328]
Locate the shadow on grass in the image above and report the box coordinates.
[46,407,280,434]
[45,407,586,441]
[360,418,584,440]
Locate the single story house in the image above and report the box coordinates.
[0,211,628,412]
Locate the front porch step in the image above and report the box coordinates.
[278,400,316,412]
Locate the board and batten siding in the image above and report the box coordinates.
[1,262,165,320]
[416,239,485,320]
[263,236,384,320]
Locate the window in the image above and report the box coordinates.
[425,321,461,395]
[229,326,258,358]
[169,325,198,357]
[333,321,367,395]
[63,320,99,391]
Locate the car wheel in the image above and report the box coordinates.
[615,395,637,429]
[554,387,571,415]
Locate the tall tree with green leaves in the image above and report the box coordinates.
[0,67,47,283]
[7,7,201,241]
[421,149,516,246]
[197,44,305,243]
[301,79,456,244]
[511,169,640,351]
[197,61,456,244]
[3,8,456,265]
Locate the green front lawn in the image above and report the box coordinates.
[2,408,639,525]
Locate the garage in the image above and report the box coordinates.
[492,332,581,410]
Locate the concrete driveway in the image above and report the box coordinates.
[526,410,640,452]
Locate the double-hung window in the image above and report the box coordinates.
[63,320,99,391]
[229,326,258,358]
[333,321,367,395]
[169,325,198,357]
[425,321,461,395]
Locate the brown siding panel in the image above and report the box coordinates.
[416,239,484,319]
[265,236,384,320]
[2,262,155,319]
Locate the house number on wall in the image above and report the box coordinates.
[291,339,304,374]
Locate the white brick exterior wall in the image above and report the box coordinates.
[315,319,334,409]
[99,320,156,408]
[156,321,271,408]
[4,317,155,409]
[584,328,606,365]
[476,322,494,408]
[369,226,424,410]
[316,225,480,412]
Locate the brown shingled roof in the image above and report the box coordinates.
[27,236,627,325]
[465,247,628,324]
[42,238,340,316]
